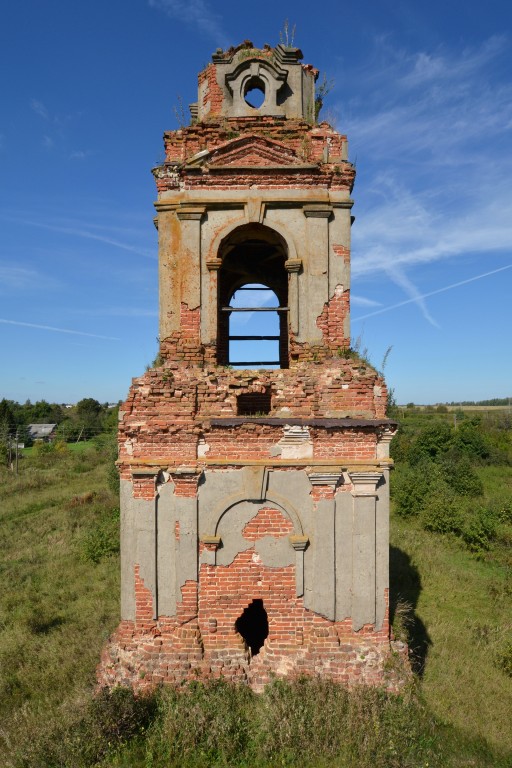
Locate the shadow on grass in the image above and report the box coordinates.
[389,545,432,676]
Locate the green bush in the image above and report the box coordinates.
[391,461,436,518]
[452,419,492,463]
[392,461,452,519]
[409,420,453,464]
[441,455,484,496]
[461,507,497,553]
[420,490,463,535]
[81,507,120,564]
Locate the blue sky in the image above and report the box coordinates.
[1,0,511,405]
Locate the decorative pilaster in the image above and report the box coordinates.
[290,535,309,597]
[176,204,206,315]
[205,257,222,344]
[303,204,333,338]
[285,258,301,336]
[348,471,382,630]
[307,470,343,620]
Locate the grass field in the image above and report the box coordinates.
[0,433,510,767]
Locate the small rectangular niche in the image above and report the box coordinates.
[237,390,271,416]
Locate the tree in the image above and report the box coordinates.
[73,398,106,438]
[0,399,16,432]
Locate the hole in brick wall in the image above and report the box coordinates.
[237,389,271,416]
[235,598,269,656]
[244,76,266,108]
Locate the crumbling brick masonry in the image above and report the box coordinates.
[97,40,405,692]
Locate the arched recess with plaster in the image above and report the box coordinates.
[212,491,304,539]
[202,490,308,597]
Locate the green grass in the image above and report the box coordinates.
[0,442,120,765]
[0,435,511,767]
[390,513,512,764]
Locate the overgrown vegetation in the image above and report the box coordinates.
[391,410,512,556]
[0,409,511,766]
[389,409,512,764]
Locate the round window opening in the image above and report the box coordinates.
[244,76,266,109]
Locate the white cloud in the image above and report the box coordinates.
[350,295,382,308]
[0,265,61,293]
[78,307,158,317]
[346,35,512,163]
[353,264,512,323]
[337,34,512,324]
[31,98,49,120]
[69,150,90,160]
[148,0,228,47]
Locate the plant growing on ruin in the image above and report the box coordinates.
[315,73,335,120]
[279,19,296,48]
[173,94,187,129]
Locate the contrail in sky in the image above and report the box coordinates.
[5,217,156,260]
[353,264,512,322]
[0,318,120,340]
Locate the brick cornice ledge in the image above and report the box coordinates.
[121,458,393,470]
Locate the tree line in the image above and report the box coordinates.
[0,397,119,448]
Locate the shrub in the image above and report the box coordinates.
[81,507,120,564]
[461,507,497,553]
[392,461,448,519]
[420,490,463,535]
[452,419,492,463]
[441,455,484,496]
[409,420,453,464]
[392,461,432,517]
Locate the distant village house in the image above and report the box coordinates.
[27,423,57,442]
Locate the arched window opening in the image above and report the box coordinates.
[244,76,266,109]
[217,224,289,368]
[235,599,269,656]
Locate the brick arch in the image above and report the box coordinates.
[207,217,298,265]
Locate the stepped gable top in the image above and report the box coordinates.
[192,40,318,122]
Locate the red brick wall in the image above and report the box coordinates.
[116,360,389,475]
[98,547,399,692]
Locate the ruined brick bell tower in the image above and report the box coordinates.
[98,41,401,690]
